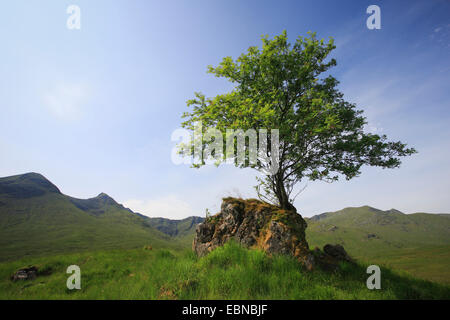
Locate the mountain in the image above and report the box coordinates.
[146,216,205,243]
[306,205,450,249]
[306,206,450,284]
[0,173,188,262]
[0,172,60,198]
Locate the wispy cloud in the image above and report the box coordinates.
[430,23,450,48]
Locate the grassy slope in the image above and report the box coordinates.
[0,174,186,262]
[0,242,448,300]
[305,206,450,284]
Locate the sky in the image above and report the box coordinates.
[0,0,449,219]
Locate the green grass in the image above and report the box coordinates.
[306,206,450,284]
[0,188,188,262]
[1,242,448,300]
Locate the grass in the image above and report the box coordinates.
[306,206,450,284]
[0,193,187,262]
[0,242,449,300]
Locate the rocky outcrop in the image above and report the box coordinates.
[193,198,354,271]
[193,198,313,269]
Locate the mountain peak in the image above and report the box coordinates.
[96,192,112,199]
[92,192,118,206]
[69,192,120,216]
[387,208,404,215]
[0,172,60,198]
[20,172,46,178]
[14,172,50,183]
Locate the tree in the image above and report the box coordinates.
[180,31,416,211]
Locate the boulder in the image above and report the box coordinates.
[323,244,353,263]
[310,244,354,271]
[193,198,315,270]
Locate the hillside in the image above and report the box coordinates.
[306,206,450,284]
[0,173,186,262]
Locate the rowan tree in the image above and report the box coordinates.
[180,31,416,211]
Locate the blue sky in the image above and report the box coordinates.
[1,0,449,218]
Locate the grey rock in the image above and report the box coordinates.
[11,266,38,281]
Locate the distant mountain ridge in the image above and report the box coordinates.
[146,216,205,244]
[68,193,134,216]
[306,205,450,248]
[305,205,450,284]
[0,173,192,261]
[309,205,449,222]
[147,216,204,237]
[0,172,61,198]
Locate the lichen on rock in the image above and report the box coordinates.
[193,197,315,270]
[193,197,354,271]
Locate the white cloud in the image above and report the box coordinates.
[43,84,88,119]
[123,195,200,220]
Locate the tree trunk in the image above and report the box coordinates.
[275,176,296,212]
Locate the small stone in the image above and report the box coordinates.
[11,266,38,281]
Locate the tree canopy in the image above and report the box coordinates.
[180,31,416,211]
